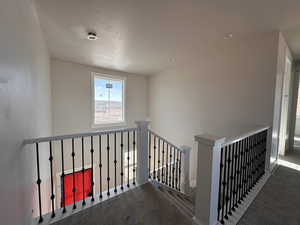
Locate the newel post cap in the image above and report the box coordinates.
[181,145,192,154]
[194,134,226,147]
[135,120,150,127]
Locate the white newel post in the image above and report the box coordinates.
[181,145,192,194]
[194,134,226,225]
[135,120,150,185]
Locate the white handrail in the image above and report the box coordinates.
[148,129,183,152]
[222,126,270,147]
[24,127,137,144]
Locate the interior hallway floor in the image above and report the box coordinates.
[238,161,300,225]
[52,183,194,225]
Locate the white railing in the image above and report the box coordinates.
[193,126,270,225]
[25,121,191,224]
[148,129,191,193]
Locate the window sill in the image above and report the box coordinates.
[91,122,127,129]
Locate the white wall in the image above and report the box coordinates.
[0,0,52,224]
[149,32,279,182]
[51,59,148,135]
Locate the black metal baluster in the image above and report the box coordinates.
[61,140,66,213]
[258,133,262,179]
[121,132,124,190]
[99,135,103,198]
[242,138,248,199]
[240,138,246,200]
[248,136,253,190]
[127,131,130,188]
[178,151,182,191]
[71,138,76,209]
[248,135,254,191]
[253,134,258,184]
[237,140,243,204]
[258,133,262,181]
[225,145,231,219]
[217,147,224,222]
[232,142,238,210]
[254,134,258,184]
[248,136,253,193]
[261,132,266,178]
[229,144,234,214]
[107,134,110,196]
[244,137,249,196]
[169,145,172,186]
[248,136,253,192]
[114,133,117,193]
[148,132,151,178]
[49,141,55,218]
[166,143,169,186]
[133,130,136,185]
[90,136,95,201]
[158,138,161,181]
[262,131,267,176]
[220,146,228,224]
[172,146,175,188]
[35,143,43,223]
[175,149,179,190]
[162,141,165,183]
[81,137,86,206]
[153,135,156,180]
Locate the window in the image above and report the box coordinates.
[92,73,125,126]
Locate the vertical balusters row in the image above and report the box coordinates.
[218,130,268,224]
[147,132,183,192]
[34,129,143,222]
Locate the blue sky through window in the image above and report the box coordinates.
[95,78,123,102]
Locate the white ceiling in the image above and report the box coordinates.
[35,0,300,75]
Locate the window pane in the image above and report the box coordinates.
[94,76,124,124]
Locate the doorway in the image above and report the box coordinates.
[278,57,292,156]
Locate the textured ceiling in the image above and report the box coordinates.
[35,0,300,75]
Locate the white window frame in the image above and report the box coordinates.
[91,72,126,128]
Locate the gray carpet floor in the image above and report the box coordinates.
[53,183,193,225]
[238,165,300,225]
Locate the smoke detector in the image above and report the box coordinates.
[86,32,98,40]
